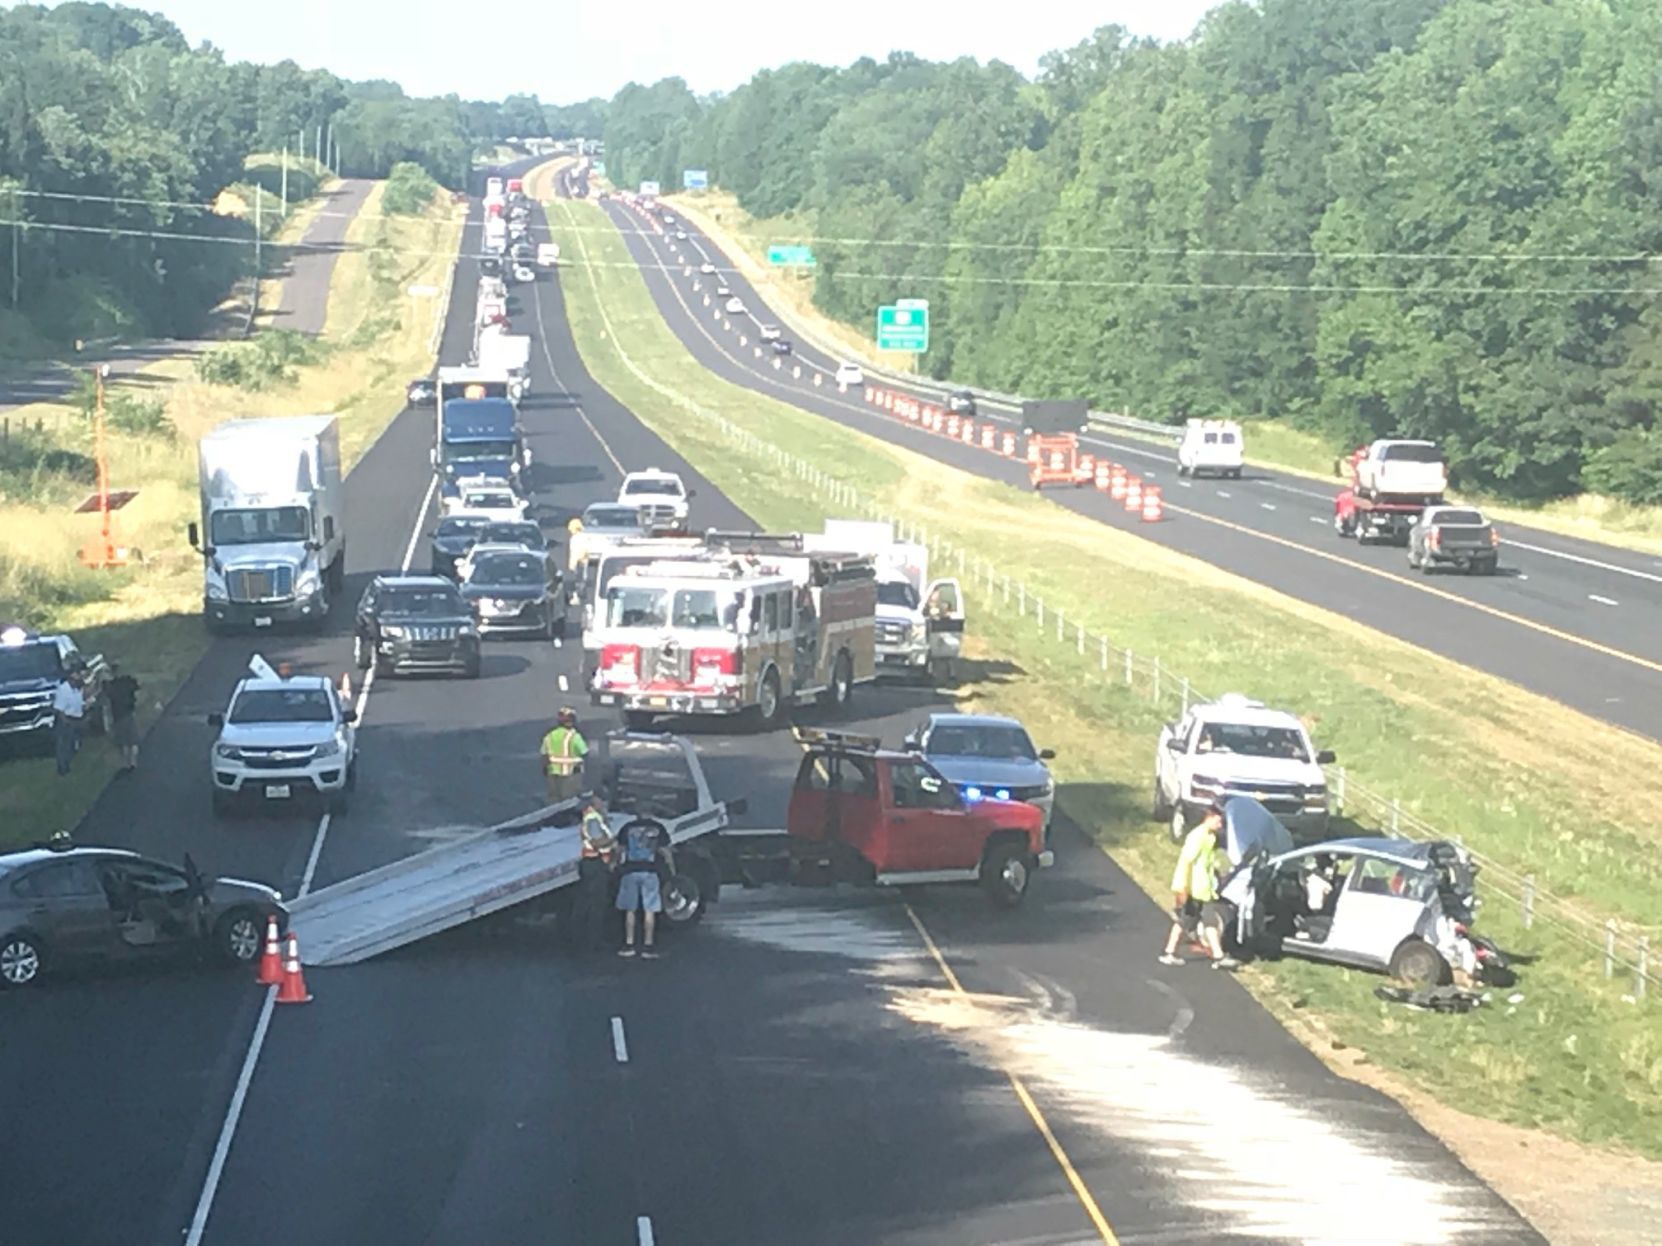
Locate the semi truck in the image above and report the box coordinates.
[476,333,531,403]
[1334,439,1449,545]
[189,416,345,631]
[590,535,878,730]
[433,367,529,505]
[801,520,963,682]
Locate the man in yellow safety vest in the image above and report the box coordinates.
[540,706,588,804]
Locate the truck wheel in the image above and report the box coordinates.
[1151,775,1173,822]
[1333,513,1355,539]
[1389,939,1451,987]
[819,652,853,712]
[980,841,1031,908]
[754,669,784,730]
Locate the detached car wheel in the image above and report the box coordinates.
[1389,938,1451,986]
[659,864,711,928]
[1,932,45,986]
[980,841,1031,908]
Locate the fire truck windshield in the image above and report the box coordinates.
[606,585,743,631]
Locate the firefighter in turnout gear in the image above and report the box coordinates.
[540,707,588,804]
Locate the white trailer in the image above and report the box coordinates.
[190,415,344,631]
[287,732,742,963]
[477,333,532,402]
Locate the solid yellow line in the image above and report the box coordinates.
[902,904,1122,1246]
[1162,501,1662,678]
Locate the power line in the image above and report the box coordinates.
[8,216,1662,299]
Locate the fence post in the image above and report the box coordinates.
[1124,648,1133,687]
[1334,766,1346,814]
[1522,875,1536,930]
[1100,636,1108,672]
[1180,676,1190,714]
[1390,798,1401,835]
[1636,936,1648,1000]
[1153,655,1162,703]
[1036,598,1045,630]
[1605,921,1617,978]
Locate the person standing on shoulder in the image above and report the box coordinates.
[1159,802,1239,969]
[52,667,86,777]
[615,818,668,959]
[106,664,141,772]
[539,707,588,805]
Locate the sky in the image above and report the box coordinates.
[94,0,1220,103]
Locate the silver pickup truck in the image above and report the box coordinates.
[1407,506,1500,575]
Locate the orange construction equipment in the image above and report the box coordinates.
[276,932,313,1005]
[1141,485,1164,522]
[1028,434,1083,489]
[256,914,283,986]
[1074,452,1095,485]
[1124,476,1145,512]
[980,425,996,451]
[1094,460,1112,491]
[1002,431,1017,457]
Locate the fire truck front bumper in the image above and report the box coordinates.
[592,688,744,715]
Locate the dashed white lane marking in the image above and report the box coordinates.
[553,636,563,648]
[1260,502,1277,511]
[1177,480,1193,488]
[1589,594,1619,606]
[611,1016,630,1064]
[1217,490,1232,499]
[298,812,333,898]
[182,990,276,1246]
[1309,516,1326,524]
[557,673,570,692]
[636,1215,655,1246]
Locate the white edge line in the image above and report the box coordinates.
[182,988,277,1246]
[1589,594,1619,606]
[400,473,439,574]
[637,1215,655,1246]
[298,811,332,898]
[611,1016,630,1064]
[1509,539,1662,585]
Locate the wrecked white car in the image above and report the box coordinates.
[1215,797,1513,987]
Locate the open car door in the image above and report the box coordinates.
[922,578,965,661]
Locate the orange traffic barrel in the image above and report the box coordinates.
[1141,486,1164,522]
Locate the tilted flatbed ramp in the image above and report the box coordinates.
[286,731,739,967]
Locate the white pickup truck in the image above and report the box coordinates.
[1153,693,1334,843]
[1354,439,1448,500]
[208,657,357,817]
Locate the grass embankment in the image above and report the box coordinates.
[0,187,463,841]
[551,197,1662,1158]
[670,189,1662,558]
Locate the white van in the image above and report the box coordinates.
[1177,419,1244,479]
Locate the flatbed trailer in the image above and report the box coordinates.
[286,733,740,965]
[1333,491,1433,544]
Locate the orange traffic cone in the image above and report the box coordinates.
[276,932,312,1005]
[256,914,283,986]
[338,670,353,703]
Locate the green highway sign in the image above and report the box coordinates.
[766,244,817,268]
[876,300,929,353]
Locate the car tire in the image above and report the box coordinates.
[1152,775,1173,822]
[1177,461,1190,477]
[1231,469,1243,480]
[660,855,716,928]
[0,931,45,987]
[980,841,1031,908]
[214,909,264,966]
[462,652,482,680]
[755,669,785,731]
[1389,938,1451,986]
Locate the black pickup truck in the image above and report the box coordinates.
[0,627,113,749]
[1407,506,1500,575]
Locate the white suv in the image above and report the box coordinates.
[618,468,692,532]
[835,363,865,388]
[1153,693,1333,842]
[209,665,357,816]
[1177,419,1244,479]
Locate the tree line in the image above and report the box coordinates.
[0,2,585,350]
[592,1,1662,503]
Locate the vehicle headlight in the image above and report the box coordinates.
[214,743,240,760]
[314,737,341,758]
[295,571,321,596]
[381,624,406,638]
[206,580,229,602]
[1190,774,1222,792]
[459,621,477,635]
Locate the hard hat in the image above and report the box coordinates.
[557,706,577,725]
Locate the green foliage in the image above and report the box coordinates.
[194,329,328,391]
[0,427,96,503]
[381,162,438,216]
[587,2,1662,502]
[1582,430,1662,506]
[65,371,171,438]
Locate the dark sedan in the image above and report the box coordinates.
[771,339,793,356]
[459,546,567,638]
[0,842,285,987]
[429,515,489,578]
[946,389,977,416]
[406,377,437,406]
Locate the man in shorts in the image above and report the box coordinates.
[615,817,668,959]
[106,664,141,772]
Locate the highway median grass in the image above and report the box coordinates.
[671,189,1662,559]
[551,196,1662,1167]
[0,185,463,844]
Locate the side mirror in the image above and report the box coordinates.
[1316,749,1336,765]
[207,712,224,728]
[1039,748,1056,760]
[727,797,749,816]
[305,541,322,553]
[188,522,200,550]
[1165,736,1183,751]
[341,708,358,724]
[686,489,697,500]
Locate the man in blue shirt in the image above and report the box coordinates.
[615,818,668,959]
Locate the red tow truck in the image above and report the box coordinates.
[1333,438,1449,545]
[769,729,1052,906]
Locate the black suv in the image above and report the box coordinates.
[353,576,480,678]
[946,390,977,416]
[458,546,567,638]
[429,516,489,578]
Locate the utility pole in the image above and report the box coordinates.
[325,120,334,173]
[9,219,17,309]
[280,146,289,215]
[254,184,263,285]
[315,125,323,166]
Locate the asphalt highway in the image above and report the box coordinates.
[0,162,1541,1246]
[265,177,377,336]
[594,185,1662,742]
